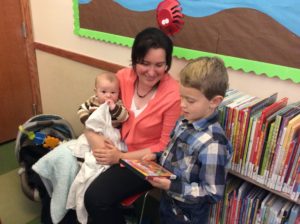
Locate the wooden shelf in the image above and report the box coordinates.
[228,169,300,205]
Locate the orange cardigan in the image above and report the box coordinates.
[117,68,181,152]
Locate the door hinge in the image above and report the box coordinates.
[22,21,27,38]
[32,103,37,115]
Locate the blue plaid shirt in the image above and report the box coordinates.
[160,111,232,204]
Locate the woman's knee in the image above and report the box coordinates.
[84,183,109,213]
[84,183,114,212]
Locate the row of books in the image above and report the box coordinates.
[208,176,300,224]
[218,89,300,200]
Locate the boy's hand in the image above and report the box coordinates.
[106,99,116,110]
[142,153,156,161]
[147,177,171,190]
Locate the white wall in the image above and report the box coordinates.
[29,0,300,134]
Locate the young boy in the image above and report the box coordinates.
[77,72,128,127]
[146,57,233,223]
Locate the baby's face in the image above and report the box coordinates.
[95,77,119,104]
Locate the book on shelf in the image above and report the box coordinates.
[265,105,298,187]
[218,89,244,127]
[254,98,289,183]
[257,120,275,181]
[209,175,300,224]
[291,159,300,200]
[277,201,293,224]
[287,139,300,194]
[250,97,288,179]
[268,197,286,223]
[224,94,250,140]
[231,97,259,172]
[281,139,298,193]
[236,93,278,174]
[259,105,295,184]
[119,159,176,180]
[280,131,300,193]
[267,105,300,189]
[245,112,262,177]
[277,115,300,177]
[287,204,300,224]
[234,182,252,224]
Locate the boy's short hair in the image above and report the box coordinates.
[179,57,229,100]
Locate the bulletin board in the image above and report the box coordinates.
[73,0,300,83]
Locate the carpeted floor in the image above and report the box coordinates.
[0,141,160,224]
[0,141,40,224]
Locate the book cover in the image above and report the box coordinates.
[234,182,252,224]
[277,201,293,224]
[251,97,288,175]
[267,107,300,188]
[258,120,275,178]
[246,113,261,177]
[241,112,260,175]
[281,139,298,192]
[287,140,300,193]
[287,204,300,224]
[120,159,176,180]
[239,93,278,156]
[225,94,250,140]
[278,115,300,180]
[256,98,289,172]
[258,193,273,223]
[262,103,293,184]
[218,89,243,128]
[232,97,259,172]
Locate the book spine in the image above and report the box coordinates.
[246,117,259,177]
[259,122,275,177]
[249,118,263,176]
[269,127,287,189]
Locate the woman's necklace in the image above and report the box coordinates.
[136,79,159,98]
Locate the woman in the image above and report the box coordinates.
[84,27,181,224]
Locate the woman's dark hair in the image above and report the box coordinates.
[131,27,173,72]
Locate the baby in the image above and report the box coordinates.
[67,73,129,224]
[78,72,128,127]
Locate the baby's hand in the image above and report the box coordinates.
[142,153,156,161]
[106,99,116,110]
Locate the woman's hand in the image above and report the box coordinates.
[147,177,171,190]
[92,140,122,165]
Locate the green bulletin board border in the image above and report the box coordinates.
[73,0,300,83]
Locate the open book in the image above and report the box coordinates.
[120,159,176,180]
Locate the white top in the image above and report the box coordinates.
[131,90,157,117]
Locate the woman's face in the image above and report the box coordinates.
[135,48,167,88]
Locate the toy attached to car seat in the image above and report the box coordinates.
[18,125,60,149]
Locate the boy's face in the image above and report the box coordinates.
[179,84,216,122]
[95,77,119,104]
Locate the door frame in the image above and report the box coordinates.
[20,0,42,114]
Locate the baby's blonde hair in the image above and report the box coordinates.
[95,73,119,87]
[179,57,228,100]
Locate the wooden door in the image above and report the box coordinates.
[0,0,41,143]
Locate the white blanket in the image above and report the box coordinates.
[66,103,126,224]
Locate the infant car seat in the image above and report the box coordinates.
[15,114,76,202]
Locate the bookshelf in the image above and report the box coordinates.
[229,169,300,205]
[210,89,300,223]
